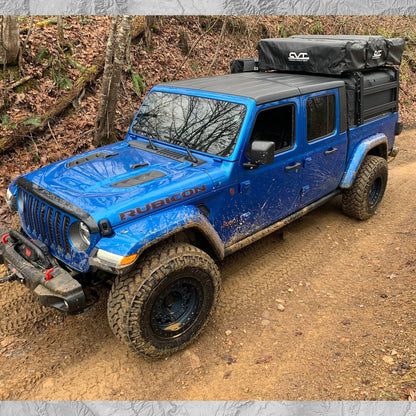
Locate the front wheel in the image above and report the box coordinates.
[342,155,388,220]
[107,242,220,358]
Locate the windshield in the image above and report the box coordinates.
[131,91,247,158]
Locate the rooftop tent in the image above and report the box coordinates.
[292,35,404,66]
[257,35,404,75]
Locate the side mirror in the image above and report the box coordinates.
[130,112,137,123]
[249,141,275,166]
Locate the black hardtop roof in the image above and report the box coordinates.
[161,72,345,105]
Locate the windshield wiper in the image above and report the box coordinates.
[134,112,159,151]
[176,137,198,164]
[146,133,159,151]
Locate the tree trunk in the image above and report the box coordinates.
[0,16,20,65]
[144,16,156,51]
[0,64,101,153]
[94,15,132,147]
[93,16,119,146]
[57,16,65,49]
[207,18,227,76]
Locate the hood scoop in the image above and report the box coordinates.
[111,170,166,188]
[66,152,119,168]
[131,162,150,169]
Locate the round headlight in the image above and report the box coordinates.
[69,221,91,251]
[6,188,17,211]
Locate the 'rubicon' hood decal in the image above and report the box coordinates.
[119,184,208,221]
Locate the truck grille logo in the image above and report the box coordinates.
[288,52,310,62]
[118,185,207,221]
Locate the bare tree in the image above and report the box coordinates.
[0,16,20,65]
[144,16,157,51]
[57,16,65,49]
[94,15,132,147]
[207,18,227,76]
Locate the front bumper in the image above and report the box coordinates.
[0,229,87,314]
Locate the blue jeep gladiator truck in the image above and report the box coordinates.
[0,35,404,357]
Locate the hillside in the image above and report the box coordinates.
[0,18,415,210]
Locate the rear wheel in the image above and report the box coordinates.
[107,242,220,358]
[342,155,388,220]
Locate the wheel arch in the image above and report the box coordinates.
[340,133,388,189]
[92,205,225,274]
[136,226,223,264]
[366,143,388,160]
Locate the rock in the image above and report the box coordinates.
[185,351,201,370]
[261,319,270,326]
[255,355,273,364]
[42,378,56,390]
[277,304,285,312]
[221,354,237,365]
[382,356,394,365]
[225,330,232,336]
[288,288,294,292]
[275,299,285,303]
[391,349,398,356]
[262,310,271,319]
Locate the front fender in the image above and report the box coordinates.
[93,204,224,261]
[339,133,388,189]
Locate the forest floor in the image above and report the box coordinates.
[1,126,416,401]
[1,15,416,401]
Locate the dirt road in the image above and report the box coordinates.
[1,128,416,401]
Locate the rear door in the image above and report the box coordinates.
[300,89,348,206]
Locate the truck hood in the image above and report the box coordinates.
[22,140,215,228]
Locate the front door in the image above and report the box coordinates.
[236,99,304,240]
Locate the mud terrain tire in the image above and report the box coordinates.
[342,155,388,220]
[107,242,220,358]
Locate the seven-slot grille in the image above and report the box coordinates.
[20,188,72,257]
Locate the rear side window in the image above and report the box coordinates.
[307,94,335,142]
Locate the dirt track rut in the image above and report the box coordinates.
[1,128,416,400]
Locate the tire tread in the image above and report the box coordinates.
[107,242,220,358]
[342,155,388,220]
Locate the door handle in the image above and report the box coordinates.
[285,162,302,172]
[324,147,338,156]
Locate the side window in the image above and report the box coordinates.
[249,104,295,154]
[307,94,335,142]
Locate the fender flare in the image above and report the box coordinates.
[339,133,388,189]
[94,204,225,261]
